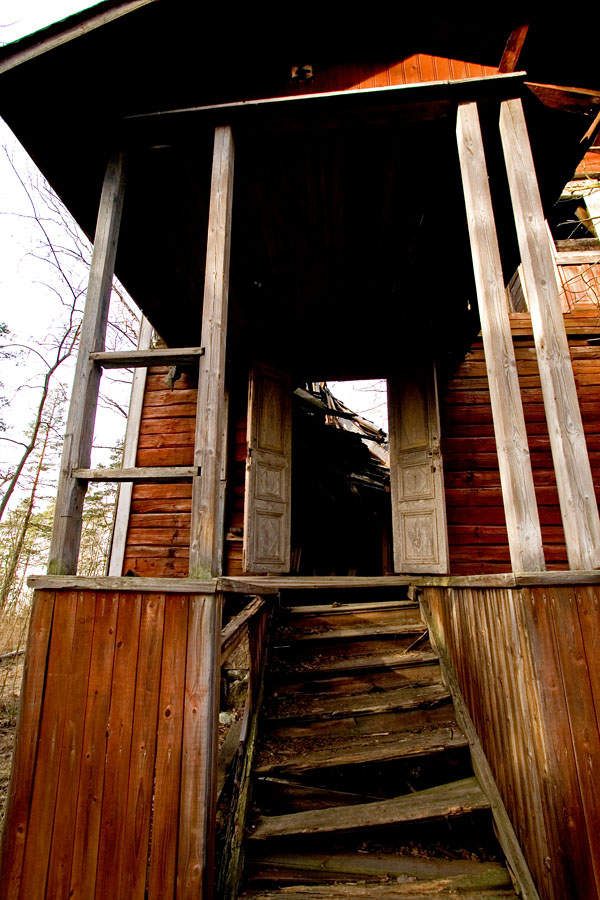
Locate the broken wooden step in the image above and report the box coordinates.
[245,849,514,890]
[271,648,437,677]
[280,658,442,696]
[264,682,451,724]
[238,884,516,898]
[282,601,422,628]
[249,777,489,840]
[274,623,428,644]
[255,723,469,776]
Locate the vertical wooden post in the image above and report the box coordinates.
[107,316,153,576]
[48,151,127,575]
[178,591,222,900]
[500,98,600,570]
[457,102,545,573]
[189,126,234,579]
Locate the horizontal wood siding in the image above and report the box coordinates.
[281,56,498,97]
[440,337,600,574]
[423,584,600,900]
[0,588,220,900]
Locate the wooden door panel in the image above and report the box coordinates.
[388,365,449,574]
[244,364,292,573]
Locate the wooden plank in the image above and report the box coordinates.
[498,25,529,73]
[18,592,79,900]
[48,152,126,576]
[72,465,198,482]
[68,592,119,900]
[178,592,223,899]
[189,126,234,579]
[147,594,187,900]
[108,316,153,576]
[422,594,542,900]
[250,777,487,839]
[500,97,600,570]
[95,593,142,900]
[45,592,97,900]
[254,725,468,776]
[115,594,165,900]
[221,596,265,661]
[236,884,515,899]
[90,346,203,368]
[0,591,55,900]
[29,575,216,593]
[456,101,544,574]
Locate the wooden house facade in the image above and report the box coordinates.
[1,3,600,899]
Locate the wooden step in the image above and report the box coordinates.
[245,850,513,890]
[265,683,451,724]
[280,659,442,696]
[255,724,469,776]
[89,346,204,368]
[274,623,428,644]
[249,777,489,840]
[283,601,421,620]
[238,884,515,898]
[266,703,455,741]
[272,649,437,677]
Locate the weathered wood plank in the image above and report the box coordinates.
[0,591,55,900]
[73,465,198,482]
[237,884,515,898]
[178,592,222,899]
[95,593,142,900]
[457,101,544,574]
[500,97,600,570]
[190,126,234,579]
[108,316,153,576]
[250,777,487,839]
[48,152,126,575]
[90,346,203,368]
[28,575,216,593]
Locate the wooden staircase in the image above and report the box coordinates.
[236,593,522,899]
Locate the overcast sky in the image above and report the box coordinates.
[1,0,98,45]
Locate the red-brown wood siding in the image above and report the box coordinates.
[424,584,600,900]
[278,56,498,98]
[0,588,220,900]
[440,333,600,574]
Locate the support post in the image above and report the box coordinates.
[107,316,153,576]
[457,102,545,573]
[189,126,234,579]
[500,98,600,570]
[48,151,127,575]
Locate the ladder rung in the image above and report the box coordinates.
[72,466,199,482]
[89,347,204,368]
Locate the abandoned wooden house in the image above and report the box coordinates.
[2,3,600,898]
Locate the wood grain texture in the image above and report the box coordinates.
[48,153,126,576]
[456,101,544,573]
[500,97,600,570]
[190,126,234,578]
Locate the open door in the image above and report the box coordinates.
[243,363,292,573]
[388,364,449,574]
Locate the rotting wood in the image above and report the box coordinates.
[500,97,600,570]
[254,725,468,776]
[190,125,234,580]
[108,316,153,577]
[255,778,381,813]
[456,101,545,574]
[237,884,516,898]
[90,346,203,368]
[217,716,244,800]
[178,592,222,900]
[421,596,542,900]
[72,466,198,482]
[221,596,265,663]
[48,151,127,576]
[250,776,488,839]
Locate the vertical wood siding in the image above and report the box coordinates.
[424,584,600,900]
[440,337,600,574]
[0,588,220,900]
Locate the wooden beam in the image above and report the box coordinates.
[72,466,198,482]
[47,151,126,576]
[456,102,545,574]
[28,575,217,593]
[178,591,222,900]
[500,98,600,570]
[0,1,158,75]
[90,345,203,368]
[499,25,529,73]
[107,316,153,576]
[189,126,234,579]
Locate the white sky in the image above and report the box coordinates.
[1,0,99,45]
